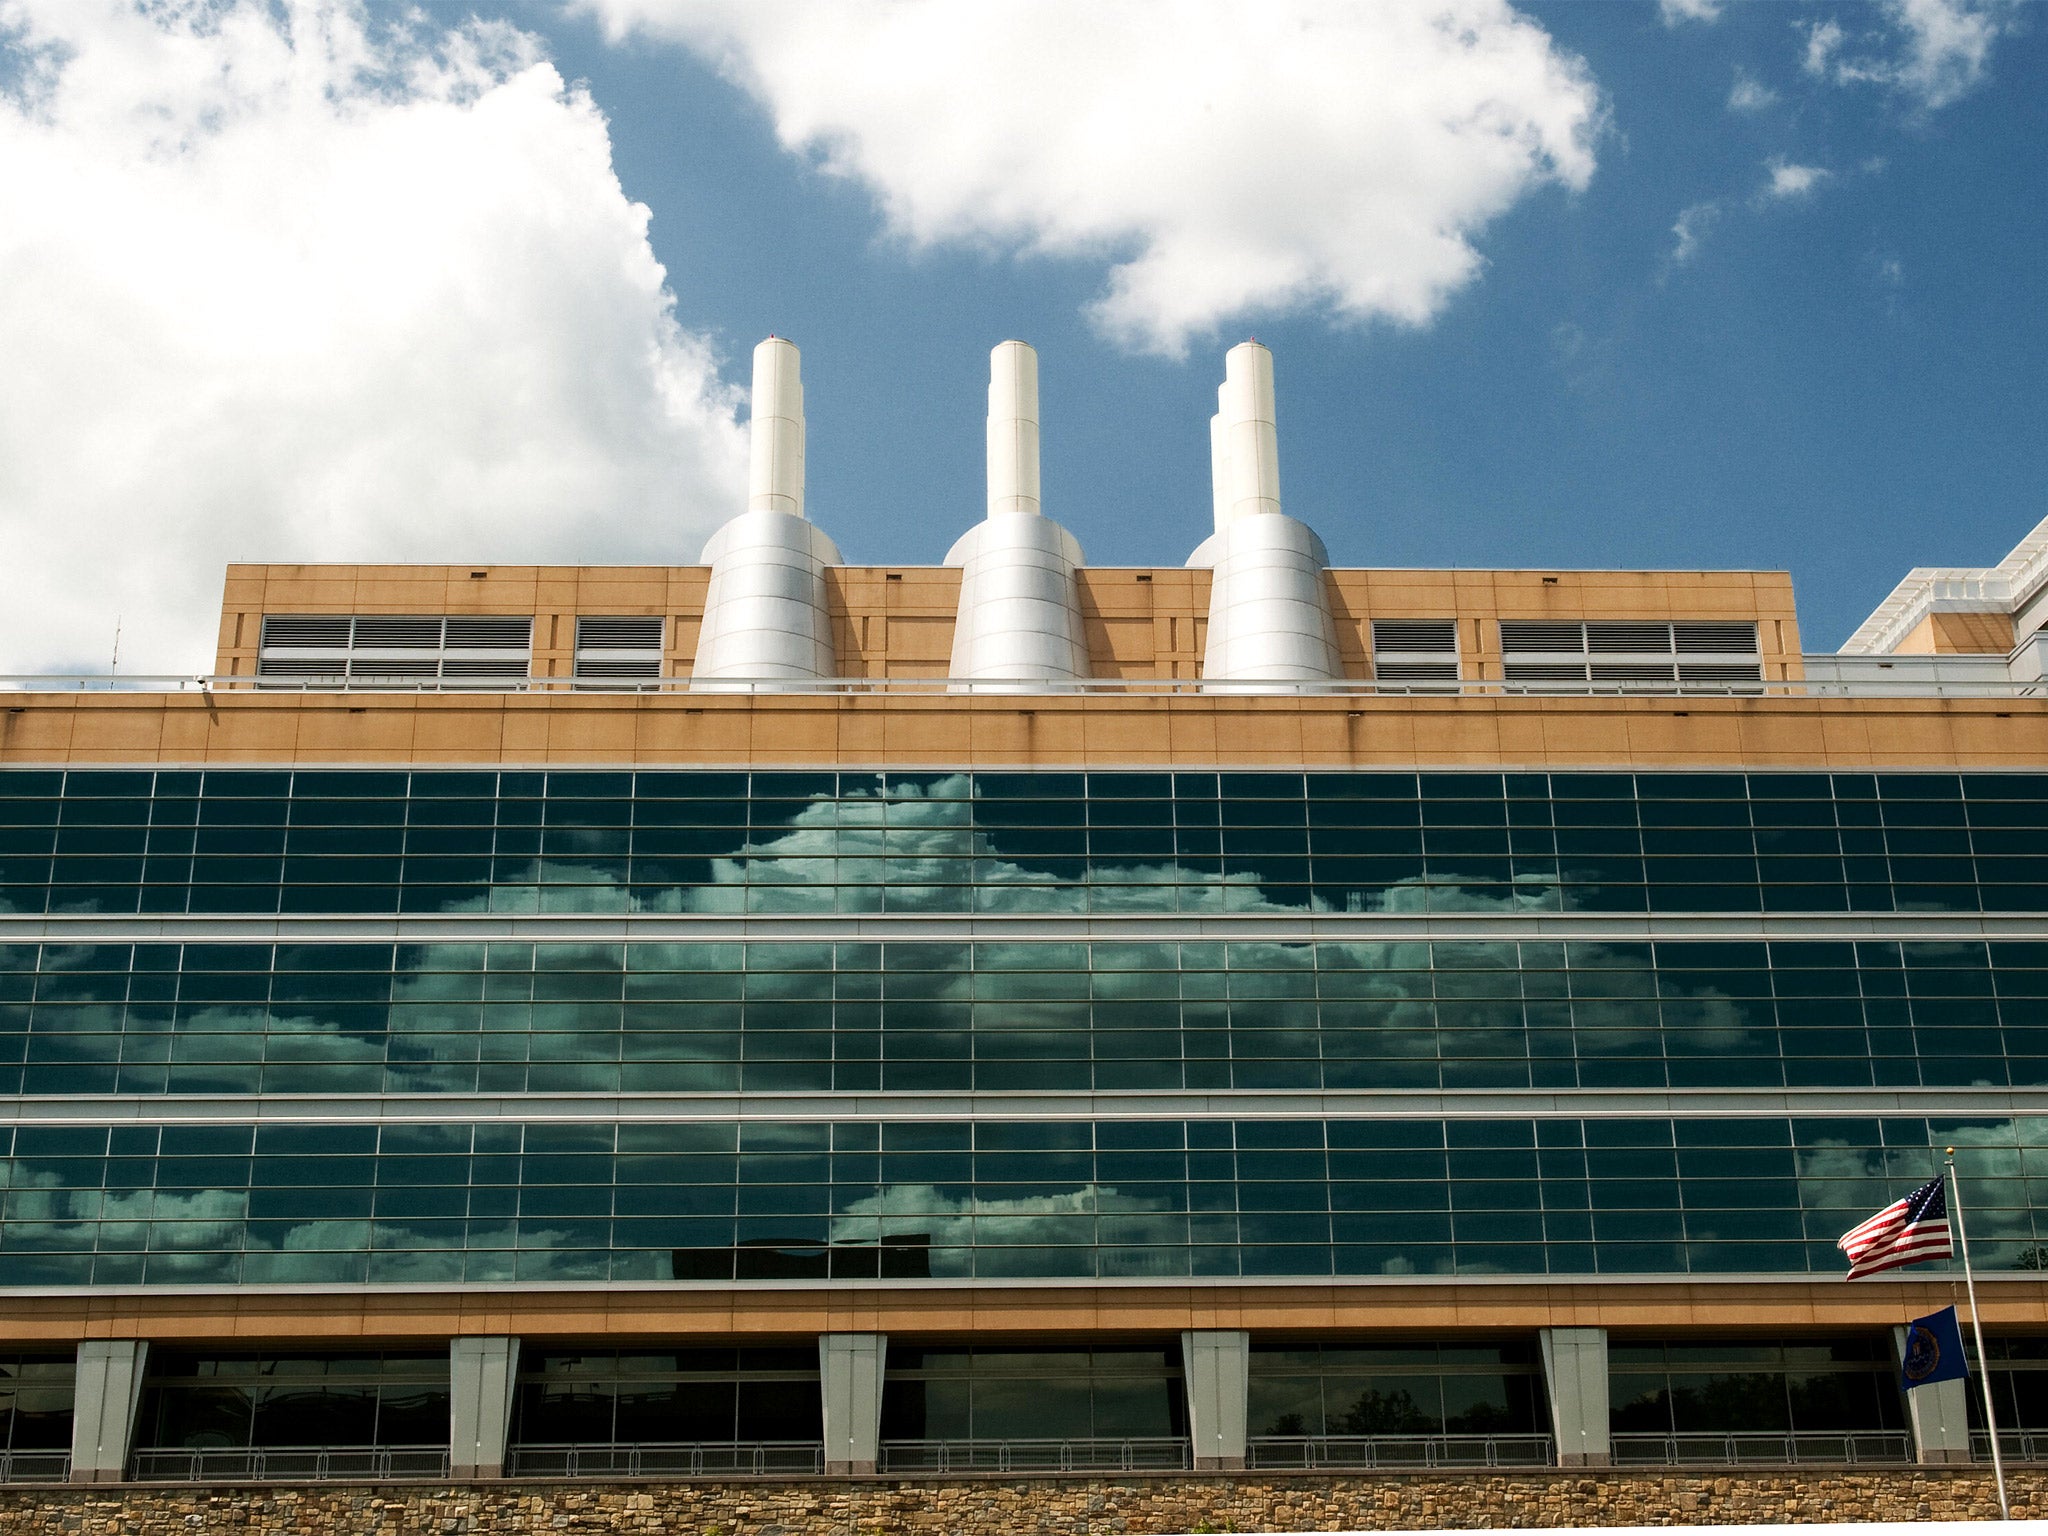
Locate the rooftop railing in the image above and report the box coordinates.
[2,659,2045,701]
[1246,1433,1554,1469]
[878,1437,1192,1473]
[507,1442,825,1478]
[0,1450,70,1483]
[128,1445,451,1482]
[1609,1430,1911,1467]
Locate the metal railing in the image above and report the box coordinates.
[0,1450,70,1483]
[4,664,2044,701]
[1610,1431,1911,1466]
[1247,1433,1554,1469]
[1974,1429,2048,1463]
[128,1446,451,1482]
[878,1437,1191,1473]
[507,1443,824,1478]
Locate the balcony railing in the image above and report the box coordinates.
[878,1438,1191,1473]
[1973,1429,2048,1463]
[0,1450,70,1483]
[129,1446,451,1482]
[507,1443,824,1478]
[1247,1433,1554,1469]
[1610,1431,1911,1466]
[3,662,2044,701]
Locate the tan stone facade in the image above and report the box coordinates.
[0,1469,2037,1534]
[214,563,1803,684]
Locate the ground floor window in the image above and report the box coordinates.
[510,1347,819,1472]
[0,1355,73,1480]
[132,1351,449,1479]
[1608,1337,1905,1462]
[880,1345,1185,1469]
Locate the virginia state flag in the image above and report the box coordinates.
[1901,1305,1970,1391]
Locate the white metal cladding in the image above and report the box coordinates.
[1189,515,1344,686]
[255,615,530,683]
[574,616,664,679]
[691,510,842,685]
[691,338,841,687]
[1497,619,1762,688]
[946,341,1090,687]
[1371,619,1461,684]
[1189,342,1342,688]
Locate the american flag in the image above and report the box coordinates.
[1837,1176,1954,1279]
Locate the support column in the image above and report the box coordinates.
[1895,1324,1974,1464]
[820,1333,886,1475]
[1181,1330,1250,1471]
[1540,1326,1610,1467]
[69,1339,148,1483]
[450,1336,520,1480]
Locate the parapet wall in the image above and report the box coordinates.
[0,1471,2036,1535]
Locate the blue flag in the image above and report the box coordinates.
[1901,1305,1970,1390]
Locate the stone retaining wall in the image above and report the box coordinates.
[0,1471,2037,1534]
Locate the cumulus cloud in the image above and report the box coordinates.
[1668,201,1721,266]
[0,0,748,673]
[1658,0,1724,24]
[1801,0,2026,110]
[1762,158,1832,199]
[579,0,1602,356]
[1727,68,1778,112]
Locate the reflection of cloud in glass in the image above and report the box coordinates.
[829,1181,1175,1277]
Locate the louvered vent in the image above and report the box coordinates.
[255,615,531,686]
[575,616,664,680]
[1498,620,1761,691]
[1371,619,1460,685]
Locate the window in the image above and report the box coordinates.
[256,615,530,685]
[881,1345,1185,1466]
[1371,620,1460,685]
[511,1348,820,1472]
[0,1355,73,1481]
[1608,1337,1905,1462]
[574,617,664,680]
[1498,621,1761,690]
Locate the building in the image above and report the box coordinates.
[3,336,2048,1496]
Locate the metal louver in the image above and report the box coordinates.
[1371,619,1460,686]
[1497,620,1762,691]
[574,616,664,681]
[255,615,532,686]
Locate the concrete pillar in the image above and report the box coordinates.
[1895,1324,1974,1464]
[69,1339,148,1483]
[450,1336,520,1480]
[1540,1326,1610,1467]
[820,1333,886,1475]
[1181,1329,1250,1471]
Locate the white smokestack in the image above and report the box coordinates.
[747,336,805,517]
[945,340,1090,686]
[987,339,1041,518]
[1211,340,1281,530]
[1187,340,1343,687]
[692,336,840,687]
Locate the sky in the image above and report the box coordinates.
[0,0,2042,672]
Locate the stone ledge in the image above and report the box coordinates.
[0,1470,2041,1534]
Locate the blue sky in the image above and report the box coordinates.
[0,0,2041,666]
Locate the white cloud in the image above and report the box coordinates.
[0,0,748,673]
[579,0,1602,357]
[1800,0,2025,110]
[1727,68,1778,112]
[1668,200,1721,266]
[1762,158,1832,199]
[1658,0,1724,24]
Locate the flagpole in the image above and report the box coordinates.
[1947,1147,2010,1521]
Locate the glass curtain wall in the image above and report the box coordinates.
[880,1345,1186,1470]
[1608,1338,1907,1464]
[1246,1342,1548,1467]
[131,1352,450,1480]
[0,1356,73,1481]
